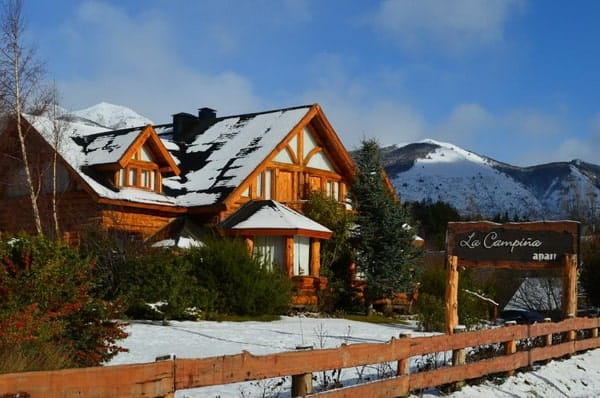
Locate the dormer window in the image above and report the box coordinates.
[86,125,180,195]
[115,144,163,192]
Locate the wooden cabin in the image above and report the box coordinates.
[0,104,356,305]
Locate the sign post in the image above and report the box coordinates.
[445,221,580,334]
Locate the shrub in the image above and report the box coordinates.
[0,234,127,369]
[580,235,600,307]
[304,192,355,312]
[187,238,293,316]
[415,293,445,332]
[122,247,203,320]
[416,266,490,331]
[79,227,204,320]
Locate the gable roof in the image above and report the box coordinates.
[21,103,354,211]
[220,200,332,239]
[77,125,180,175]
[23,115,182,208]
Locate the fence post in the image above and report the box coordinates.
[543,317,553,347]
[445,255,459,334]
[566,314,576,343]
[393,333,412,397]
[292,345,313,397]
[592,321,599,339]
[504,321,517,377]
[396,333,411,377]
[451,325,467,390]
[155,354,176,398]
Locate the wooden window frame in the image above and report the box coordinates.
[116,160,161,193]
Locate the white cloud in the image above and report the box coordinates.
[506,109,563,136]
[434,103,493,143]
[55,1,263,120]
[299,53,425,149]
[300,84,426,151]
[552,112,600,164]
[371,0,526,54]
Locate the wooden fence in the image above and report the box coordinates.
[1,316,599,397]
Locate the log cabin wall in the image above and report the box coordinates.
[0,121,183,242]
[0,192,99,240]
[99,206,180,240]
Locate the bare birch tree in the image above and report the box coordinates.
[0,0,50,235]
[48,84,66,238]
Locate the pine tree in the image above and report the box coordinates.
[351,139,423,311]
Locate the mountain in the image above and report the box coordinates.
[382,139,600,221]
[66,102,153,130]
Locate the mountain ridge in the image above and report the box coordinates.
[382,139,600,221]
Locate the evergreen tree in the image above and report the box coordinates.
[409,200,460,250]
[304,191,355,311]
[351,139,423,311]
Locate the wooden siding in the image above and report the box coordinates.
[100,207,179,239]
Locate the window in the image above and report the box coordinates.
[326,180,340,201]
[117,164,160,192]
[129,168,138,186]
[253,236,286,272]
[110,144,165,192]
[294,236,310,276]
[265,170,272,199]
[113,144,164,192]
[257,172,263,197]
[254,169,273,199]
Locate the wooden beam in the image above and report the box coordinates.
[445,255,459,335]
[286,236,294,277]
[244,237,254,254]
[310,239,321,277]
[563,254,578,318]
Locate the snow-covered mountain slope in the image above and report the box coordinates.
[67,102,153,130]
[383,139,600,220]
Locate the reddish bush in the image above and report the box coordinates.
[0,234,127,368]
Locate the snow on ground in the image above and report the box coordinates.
[108,316,600,397]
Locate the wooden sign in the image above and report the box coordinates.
[447,221,579,268]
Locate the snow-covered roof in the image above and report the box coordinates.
[146,217,207,249]
[23,105,313,208]
[220,200,332,237]
[24,114,179,207]
[162,106,311,206]
[81,128,144,165]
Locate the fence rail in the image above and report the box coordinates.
[1,317,599,397]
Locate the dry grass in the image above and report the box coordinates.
[0,344,76,374]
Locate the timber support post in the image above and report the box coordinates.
[445,255,459,335]
[503,320,518,377]
[292,345,313,397]
[592,320,599,339]
[562,254,578,320]
[396,333,411,376]
[451,325,467,390]
[544,317,553,347]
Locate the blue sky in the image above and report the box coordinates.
[23,0,600,166]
